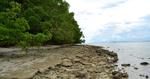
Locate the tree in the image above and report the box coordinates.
[0,1,30,46]
[0,0,84,47]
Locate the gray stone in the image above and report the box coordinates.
[140,62,149,65]
[121,64,131,67]
[61,59,73,67]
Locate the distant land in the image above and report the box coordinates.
[90,40,150,43]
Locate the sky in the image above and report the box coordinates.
[65,0,150,43]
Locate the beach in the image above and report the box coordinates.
[0,45,128,79]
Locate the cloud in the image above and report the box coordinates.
[66,0,150,43]
[92,28,150,43]
[102,0,127,9]
[91,15,150,43]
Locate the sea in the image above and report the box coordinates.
[91,42,150,79]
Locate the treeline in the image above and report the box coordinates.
[0,0,84,47]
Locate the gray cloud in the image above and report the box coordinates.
[66,0,150,43]
[102,0,127,9]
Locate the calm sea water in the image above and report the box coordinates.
[91,42,150,79]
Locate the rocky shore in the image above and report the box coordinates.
[0,45,128,79]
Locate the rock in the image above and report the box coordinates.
[0,45,124,79]
[74,71,87,79]
[109,52,118,57]
[114,64,118,67]
[121,64,131,67]
[146,75,149,79]
[107,57,118,63]
[140,62,149,65]
[112,71,128,79]
[105,50,118,57]
[112,71,119,75]
[113,57,118,62]
[74,58,80,62]
[61,59,73,67]
[139,74,144,77]
[122,73,128,78]
[134,67,138,70]
[112,74,120,79]
[96,48,102,56]
[139,74,149,79]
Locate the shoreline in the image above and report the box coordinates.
[0,45,128,79]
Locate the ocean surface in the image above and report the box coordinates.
[91,42,150,79]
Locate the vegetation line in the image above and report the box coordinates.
[0,0,84,50]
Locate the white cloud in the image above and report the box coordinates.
[66,0,150,43]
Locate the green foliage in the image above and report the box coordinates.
[20,0,83,44]
[19,32,32,52]
[0,0,84,47]
[0,0,11,12]
[0,1,30,46]
[33,33,50,46]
